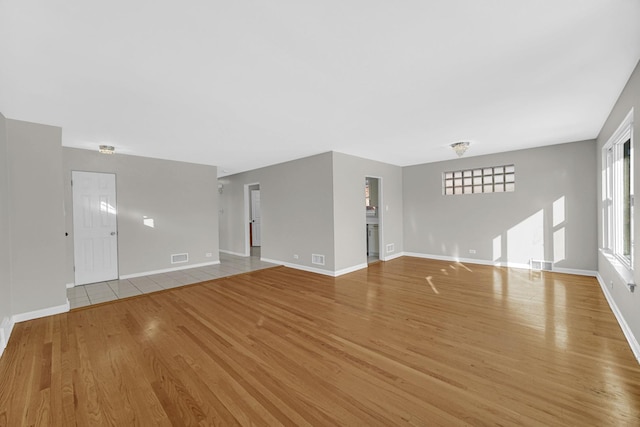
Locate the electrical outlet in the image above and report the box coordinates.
[293,254,299,259]
[205,252,212,257]
[469,249,476,254]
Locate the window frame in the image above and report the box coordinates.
[602,108,634,270]
[443,164,515,196]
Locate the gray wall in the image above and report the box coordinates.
[7,119,67,314]
[596,60,640,345]
[219,152,336,272]
[332,152,404,271]
[0,114,11,333]
[218,151,404,274]
[403,141,597,272]
[63,148,219,282]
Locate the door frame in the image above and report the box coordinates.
[250,189,261,247]
[243,182,260,257]
[71,170,119,285]
[365,176,384,263]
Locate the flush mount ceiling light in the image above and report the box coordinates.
[99,145,115,154]
[450,141,470,157]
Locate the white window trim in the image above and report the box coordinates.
[602,108,634,273]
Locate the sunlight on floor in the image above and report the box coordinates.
[426,276,439,294]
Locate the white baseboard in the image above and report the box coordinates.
[12,299,70,324]
[404,251,522,268]
[66,282,75,289]
[119,261,221,279]
[220,249,249,257]
[1,300,71,360]
[260,257,369,277]
[0,315,15,359]
[382,252,403,262]
[335,263,368,276]
[260,258,334,276]
[553,267,597,277]
[596,273,640,364]
[403,252,597,276]
[261,252,598,279]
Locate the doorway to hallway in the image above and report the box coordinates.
[244,182,261,257]
[365,177,381,264]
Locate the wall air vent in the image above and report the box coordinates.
[530,259,552,271]
[171,253,189,264]
[311,254,325,265]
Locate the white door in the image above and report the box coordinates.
[251,189,261,246]
[72,171,118,285]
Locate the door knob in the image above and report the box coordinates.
[110,232,117,236]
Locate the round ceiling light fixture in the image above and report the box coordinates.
[99,145,115,154]
[450,141,470,157]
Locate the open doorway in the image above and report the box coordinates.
[245,183,261,258]
[365,177,381,263]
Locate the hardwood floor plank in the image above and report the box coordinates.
[1,259,640,425]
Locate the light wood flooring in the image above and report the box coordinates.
[1,257,639,425]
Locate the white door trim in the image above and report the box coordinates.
[243,182,260,257]
[366,176,384,262]
[72,171,119,285]
[251,189,261,246]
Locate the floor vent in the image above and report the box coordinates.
[311,254,325,265]
[530,259,553,271]
[171,253,189,264]
[386,243,395,253]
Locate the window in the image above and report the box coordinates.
[603,109,634,268]
[443,164,515,195]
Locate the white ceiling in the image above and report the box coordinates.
[1,1,639,176]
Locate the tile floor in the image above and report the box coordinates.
[67,251,277,309]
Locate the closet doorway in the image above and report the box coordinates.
[245,183,261,258]
[365,177,381,263]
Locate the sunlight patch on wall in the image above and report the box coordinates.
[553,228,566,263]
[143,216,155,228]
[552,196,566,263]
[507,210,544,264]
[493,235,502,261]
[553,196,565,227]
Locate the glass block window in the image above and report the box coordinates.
[443,164,515,195]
